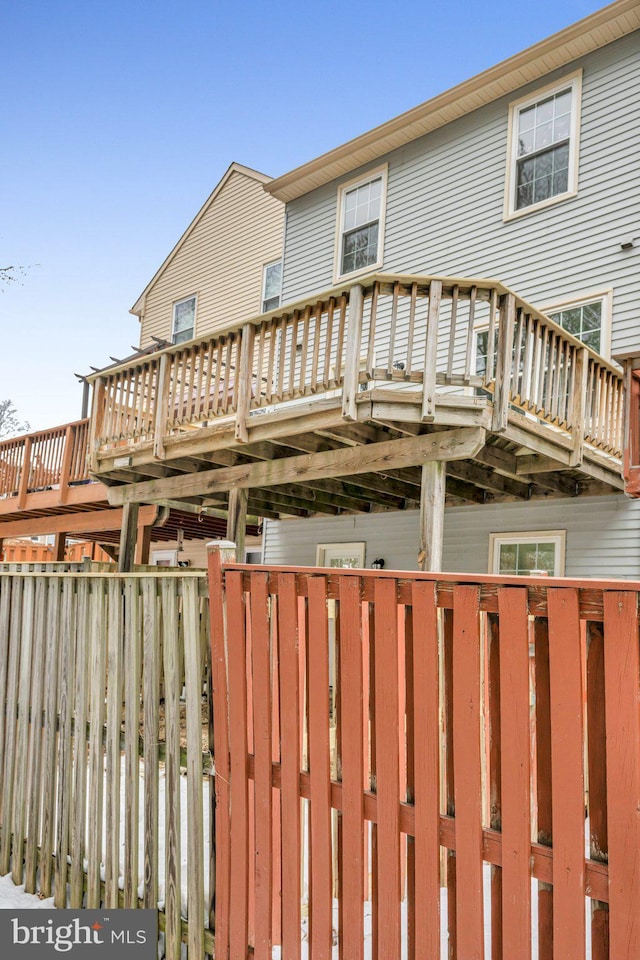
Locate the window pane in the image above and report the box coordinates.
[173,297,195,343]
[341,223,379,275]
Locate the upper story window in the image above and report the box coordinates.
[505,71,582,219]
[262,260,282,313]
[335,165,388,280]
[172,295,196,344]
[544,290,612,358]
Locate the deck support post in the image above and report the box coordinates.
[53,533,67,562]
[418,460,446,571]
[118,502,140,572]
[421,279,443,421]
[492,293,516,433]
[342,284,365,421]
[226,488,248,561]
[235,323,255,444]
[135,521,153,566]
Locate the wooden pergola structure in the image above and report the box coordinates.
[83,273,628,570]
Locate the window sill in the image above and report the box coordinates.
[503,189,578,223]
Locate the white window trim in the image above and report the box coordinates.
[172,294,197,344]
[488,531,566,576]
[333,163,388,283]
[504,70,582,222]
[316,541,366,568]
[151,549,179,567]
[261,259,282,313]
[541,288,613,360]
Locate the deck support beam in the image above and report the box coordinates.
[226,488,248,560]
[106,427,486,506]
[53,533,67,562]
[118,502,140,573]
[418,461,446,571]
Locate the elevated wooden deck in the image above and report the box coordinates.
[86,274,625,525]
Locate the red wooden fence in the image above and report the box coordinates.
[208,556,640,959]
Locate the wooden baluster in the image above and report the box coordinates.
[512,307,525,403]
[58,424,75,504]
[486,288,498,383]
[463,285,477,383]
[286,312,297,397]
[221,336,234,413]
[277,316,287,400]
[342,284,365,421]
[88,376,106,471]
[323,299,335,388]
[406,282,417,378]
[447,284,459,381]
[520,314,534,410]
[17,435,32,510]
[203,342,214,419]
[364,284,378,380]
[492,292,516,432]
[311,301,322,391]
[299,306,311,396]
[570,347,589,467]
[387,281,400,377]
[265,319,277,403]
[153,354,171,459]
[422,279,442,422]
[335,295,347,386]
[235,324,255,444]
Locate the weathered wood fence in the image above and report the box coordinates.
[211,559,640,960]
[0,569,213,958]
[3,561,640,958]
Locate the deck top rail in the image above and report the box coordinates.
[84,274,624,463]
[0,419,90,502]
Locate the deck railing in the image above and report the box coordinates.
[0,419,90,503]
[89,274,625,462]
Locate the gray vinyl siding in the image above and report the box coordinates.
[263,495,640,580]
[281,32,640,357]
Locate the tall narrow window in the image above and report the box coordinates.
[262,260,282,312]
[335,165,387,279]
[505,72,581,218]
[172,295,196,344]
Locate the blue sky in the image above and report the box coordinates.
[1,0,609,430]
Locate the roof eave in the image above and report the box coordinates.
[266,0,640,202]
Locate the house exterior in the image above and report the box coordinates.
[0,164,284,567]
[132,162,285,349]
[85,0,640,579]
[255,0,640,578]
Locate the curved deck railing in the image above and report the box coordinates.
[87,274,624,464]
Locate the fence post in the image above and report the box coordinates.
[492,293,516,433]
[342,284,364,421]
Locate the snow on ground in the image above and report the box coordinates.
[0,873,55,909]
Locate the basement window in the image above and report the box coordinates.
[489,531,566,576]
